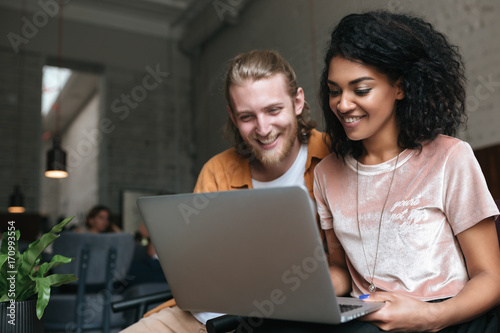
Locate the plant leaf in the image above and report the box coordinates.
[1,217,76,309]
[0,293,12,302]
[15,217,74,299]
[0,230,20,298]
[45,273,78,287]
[36,255,74,277]
[34,278,50,320]
[15,283,36,302]
[34,273,77,319]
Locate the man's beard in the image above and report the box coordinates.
[248,121,299,166]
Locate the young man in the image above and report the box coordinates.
[120,50,330,333]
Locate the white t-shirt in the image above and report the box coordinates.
[192,144,309,324]
[252,143,308,191]
[314,135,499,300]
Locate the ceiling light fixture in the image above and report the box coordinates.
[8,185,26,214]
[9,0,27,213]
[45,2,68,179]
[45,136,68,178]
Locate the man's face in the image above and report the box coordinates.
[228,74,304,166]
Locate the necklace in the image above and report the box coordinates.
[356,153,399,293]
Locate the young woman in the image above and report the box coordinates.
[314,11,500,332]
[83,205,121,233]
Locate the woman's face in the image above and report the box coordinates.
[326,56,404,146]
[89,210,110,233]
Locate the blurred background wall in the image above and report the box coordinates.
[0,0,498,234]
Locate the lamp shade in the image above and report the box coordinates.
[45,136,68,178]
[8,185,25,213]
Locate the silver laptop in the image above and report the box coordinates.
[137,186,384,324]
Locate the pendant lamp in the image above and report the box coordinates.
[45,136,68,178]
[45,2,68,179]
[8,185,26,214]
[8,0,27,213]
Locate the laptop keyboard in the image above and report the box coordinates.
[339,304,363,313]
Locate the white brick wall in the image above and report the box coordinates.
[0,49,42,213]
[0,6,194,224]
[103,59,192,216]
[60,93,100,226]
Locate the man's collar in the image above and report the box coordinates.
[307,129,330,166]
[228,129,329,189]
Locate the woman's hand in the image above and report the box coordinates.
[110,223,122,233]
[359,291,440,332]
[324,229,351,296]
[360,218,500,332]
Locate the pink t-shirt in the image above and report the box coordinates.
[314,135,499,300]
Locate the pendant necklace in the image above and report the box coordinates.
[356,153,399,293]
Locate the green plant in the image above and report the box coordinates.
[0,216,77,319]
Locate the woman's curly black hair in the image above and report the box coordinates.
[320,11,467,159]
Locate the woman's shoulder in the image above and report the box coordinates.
[423,134,471,155]
[316,152,345,173]
[427,134,462,145]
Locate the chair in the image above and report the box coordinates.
[44,232,135,333]
[118,282,171,327]
[111,288,172,324]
